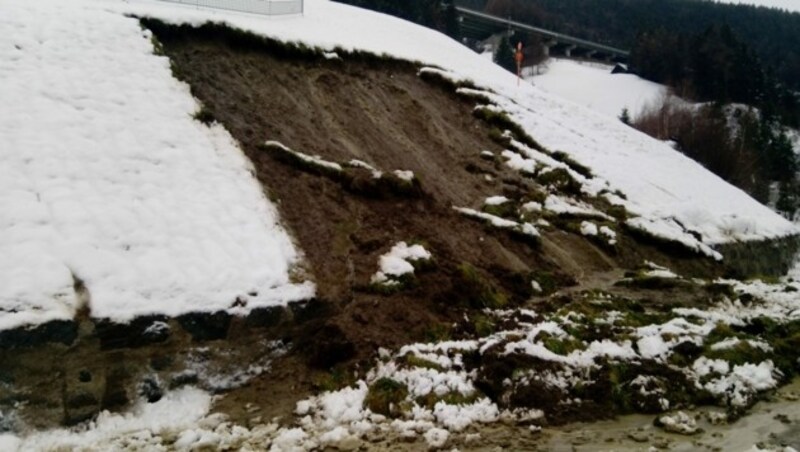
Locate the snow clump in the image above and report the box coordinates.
[371,242,432,285]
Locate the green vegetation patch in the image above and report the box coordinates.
[705,323,740,344]
[311,366,358,393]
[455,263,509,309]
[551,151,593,178]
[365,378,409,417]
[417,391,478,409]
[739,318,800,377]
[400,354,445,372]
[531,270,573,296]
[615,270,694,290]
[487,127,511,147]
[192,106,216,125]
[417,68,480,93]
[482,200,519,220]
[422,322,452,343]
[536,331,586,355]
[536,168,583,196]
[703,340,768,367]
[471,313,497,338]
[472,107,548,154]
[456,89,493,105]
[606,204,629,220]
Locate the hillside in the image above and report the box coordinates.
[474,0,800,93]
[530,58,667,120]
[530,59,800,218]
[2,0,800,450]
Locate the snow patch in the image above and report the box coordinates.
[371,242,432,285]
[0,1,315,331]
[544,195,613,221]
[484,196,510,206]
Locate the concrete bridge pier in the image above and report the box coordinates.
[564,44,576,57]
[542,39,557,57]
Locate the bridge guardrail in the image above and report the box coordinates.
[157,0,303,16]
[456,6,629,58]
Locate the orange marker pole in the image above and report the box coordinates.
[515,42,524,86]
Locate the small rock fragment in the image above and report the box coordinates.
[627,429,649,443]
[655,411,699,435]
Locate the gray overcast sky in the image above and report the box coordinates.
[716,0,800,13]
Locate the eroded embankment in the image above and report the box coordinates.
[4,19,794,437]
[144,20,728,360]
[0,303,313,430]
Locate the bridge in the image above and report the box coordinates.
[455,6,629,62]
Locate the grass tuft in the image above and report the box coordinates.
[365,378,409,417]
[193,106,216,125]
[537,168,583,196]
[455,263,509,309]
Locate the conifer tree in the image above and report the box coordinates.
[493,35,517,73]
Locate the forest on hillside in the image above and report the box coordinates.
[473,0,800,93]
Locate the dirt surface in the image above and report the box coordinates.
[140,22,730,426]
[156,29,549,347]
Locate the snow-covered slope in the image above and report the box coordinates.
[0,0,313,331]
[1,0,797,331]
[530,58,667,120]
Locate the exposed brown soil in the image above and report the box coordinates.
[141,22,726,425]
[157,29,547,352]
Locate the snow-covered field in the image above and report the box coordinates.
[0,0,314,331]
[530,58,668,120]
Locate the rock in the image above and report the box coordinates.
[149,354,174,371]
[774,413,791,424]
[651,437,671,449]
[464,433,481,444]
[245,306,285,329]
[169,370,199,389]
[655,411,699,435]
[627,430,649,443]
[706,411,728,425]
[198,412,228,430]
[304,324,355,369]
[331,435,361,451]
[139,376,163,403]
[248,416,263,427]
[245,402,261,413]
[177,311,231,341]
[101,367,131,410]
[0,320,78,349]
[95,316,170,350]
[423,428,449,449]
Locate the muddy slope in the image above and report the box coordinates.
[147,21,723,363]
